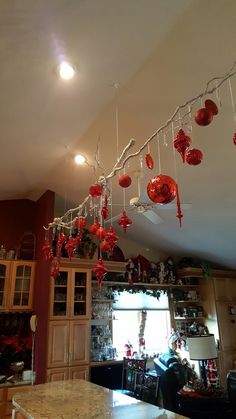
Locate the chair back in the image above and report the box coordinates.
[134,371,160,405]
[121,357,147,390]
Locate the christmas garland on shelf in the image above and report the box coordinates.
[107,284,166,300]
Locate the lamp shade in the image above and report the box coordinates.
[188,334,217,360]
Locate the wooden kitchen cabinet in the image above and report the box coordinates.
[0,261,35,311]
[47,262,91,382]
[47,320,89,368]
[49,267,90,319]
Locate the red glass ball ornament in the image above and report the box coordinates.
[89,183,102,197]
[147,174,177,204]
[96,226,106,240]
[173,129,191,163]
[186,148,203,166]
[233,133,236,145]
[205,99,218,116]
[145,153,154,170]
[194,107,213,126]
[119,174,132,188]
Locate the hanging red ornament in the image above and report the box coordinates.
[194,107,213,126]
[89,217,100,235]
[96,226,106,240]
[186,148,203,165]
[105,226,119,252]
[75,216,86,231]
[100,240,110,252]
[56,232,67,256]
[92,258,108,288]
[119,174,132,188]
[42,240,53,261]
[101,193,109,219]
[89,183,102,197]
[173,129,191,163]
[147,174,177,204]
[145,153,154,170]
[65,236,77,260]
[118,210,132,232]
[175,183,183,227]
[233,133,236,145]
[205,99,218,116]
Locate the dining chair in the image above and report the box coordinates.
[134,370,160,405]
[115,357,147,397]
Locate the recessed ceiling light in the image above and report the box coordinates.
[58,61,76,80]
[74,154,86,165]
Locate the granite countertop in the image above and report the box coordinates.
[12,379,189,419]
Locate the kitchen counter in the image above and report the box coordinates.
[12,379,189,418]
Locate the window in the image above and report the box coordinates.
[112,290,171,357]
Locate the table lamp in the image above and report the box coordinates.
[187,334,217,388]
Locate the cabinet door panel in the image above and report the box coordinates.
[46,368,69,382]
[9,262,35,310]
[47,321,69,367]
[216,302,236,350]
[49,269,70,318]
[69,365,89,380]
[69,321,89,365]
[71,269,90,318]
[0,261,10,309]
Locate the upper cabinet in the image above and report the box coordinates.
[0,260,35,311]
[49,266,91,319]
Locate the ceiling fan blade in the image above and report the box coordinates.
[142,209,163,224]
[139,190,192,210]
[104,208,133,224]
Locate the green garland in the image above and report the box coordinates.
[107,284,166,300]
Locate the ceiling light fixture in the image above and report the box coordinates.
[58,61,76,80]
[74,154,86,165]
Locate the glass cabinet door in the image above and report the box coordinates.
[71,271,88,317]
[13,264,32,306]
[51,271,69,317]
[0,262,9,308]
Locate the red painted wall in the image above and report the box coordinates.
[32,190,55,383]
[0,199,35,253]
[0,190,55,384]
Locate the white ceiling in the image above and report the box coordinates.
[1,0,236,269]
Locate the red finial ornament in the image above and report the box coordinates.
[65,236,77,260]
[93,258,108,288]
[96,226,106,240]
[89,217,100,235]
[147,174,177,204]
[186,148,203,166]
[118,210,132,232]
[176,184,183,227]
[233,133,236,145]
[101,193,109,219]
[145,153,154,170]
[173,129,191,163]
[105,226,119,252]
[89,183,102,197]
[42,240,53,261]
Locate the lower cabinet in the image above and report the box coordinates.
[218,350,236,388]
[46,319,90,382]
[47,365,89,382]
[0,385,31,419]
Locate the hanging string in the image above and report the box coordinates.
[171,122,178,183]
[109,181,113,225]
[215,80,221,107]
[228,79,236,128]
[115,105,119,160]
[157,134,161,174]
[163,132,168,147]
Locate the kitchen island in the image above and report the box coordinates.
[12,379,189,418]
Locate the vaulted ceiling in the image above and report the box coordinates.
[1,0,236,268]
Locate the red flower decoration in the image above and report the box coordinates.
[65,236,77,260]
[42,240,53,261]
